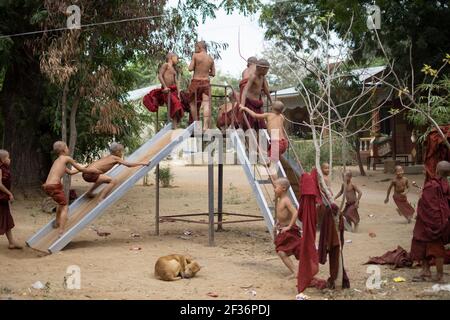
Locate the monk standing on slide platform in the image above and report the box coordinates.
[410,161,450,283]
[143,53,184,129]
[240,59,272,130]
[239,56,257,93]
[188,41,215,131]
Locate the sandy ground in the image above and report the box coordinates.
[0,163,449,300]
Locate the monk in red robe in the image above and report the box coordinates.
[385,165,414,223]
[143,53,184,128]
[239,59,272,130]
[335,170,362,232]
[410,161,450,282]
[188,41,215,131]
[239,56,257,94]
[0,150,22,249]
[296,169,321,298]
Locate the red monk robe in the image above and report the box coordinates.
[0,163,15,236]
[410,177,450,262]
[318,203,351,289]
[297,169,321,293]
[143,85,184,122]
[424,125,450,181]
[238,78,266,130]
[393,193,415,220]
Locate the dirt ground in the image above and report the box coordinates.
[0,162,449,300]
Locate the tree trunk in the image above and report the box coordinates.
[0,49,54,189]
[354,135,366,176]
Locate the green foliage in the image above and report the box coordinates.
[291,138,355,172]
[155,166,174,188]
[260,1,450,81]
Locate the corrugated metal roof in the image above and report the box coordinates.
[350,65,386,82]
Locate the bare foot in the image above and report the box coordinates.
[8,243,23,250]
[86,192,95,198]
[52,221,60,229]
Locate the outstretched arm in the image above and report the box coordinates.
[0,170,13,201]
[65,168,79,176]
[67,158,100,174]
[385,181,394,203]
[263,77,272,104]
[334,184,344,200]
[115,157,149,168]
[239,105,268,120]
[240,74,254,104]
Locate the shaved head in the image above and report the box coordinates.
[436,160,450,176]
[256,58,270,68]
[196,40,207,52]
[247,56,257,66]
[0,149,9,162]
[274,177,290,189]
[110,142,124,155]
[166,52,177,62]
[53,141,68,155]
[271,101,285,114]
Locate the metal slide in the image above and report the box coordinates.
[230,129,299,238]
[27,122,196,254]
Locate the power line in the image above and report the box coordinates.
[0,14,167,40]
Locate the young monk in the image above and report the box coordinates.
[0,150,22,249]
[43,141,99,236]
[83,142,149,201]
[239,56,258,90]
[384,165,414,223]
[317,163,333,228]
[240,59,273,130]
[240,101,287,181]
[157,52,184,129]
[216,91,239,131]
[335,170,363,232]
[410,160,450,283]
[273,178,301,278]
[188,40,215,130]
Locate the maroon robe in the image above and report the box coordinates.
[297,169,321,293]
[393,193,415,220]
[0,163,14,235]
[410,177,450,261]
[143,85,184,122]
[318,203,350,289]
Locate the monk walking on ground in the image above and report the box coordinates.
[335,170,362,232]
[385,165,415,223]
[240,59,272,130]
[410,161,450,283]
[188,41,215,130]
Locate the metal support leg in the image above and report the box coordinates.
[217,163,224,231]
[155,111,160,236]
[208,155,215,246]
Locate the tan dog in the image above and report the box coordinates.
[154,254,201,281]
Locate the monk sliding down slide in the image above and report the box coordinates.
[410,160,450,283]
[143,53,184,129]
[188,41,215,131]
[240,59,272,130]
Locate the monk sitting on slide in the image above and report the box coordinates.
[384,165,414,223]
[273,178,301,278]
[240,101,288,181]
[43,141,100,236]
[410,161,450,283]
[188,41,215,130]
[335,170,362,232]
[143,53,184,129]
[240,59,272,130]
[83,143,149,201]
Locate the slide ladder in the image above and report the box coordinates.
[27,123,196,254]
[230,129,299,238]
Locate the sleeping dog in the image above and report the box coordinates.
[154,254,201,281]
